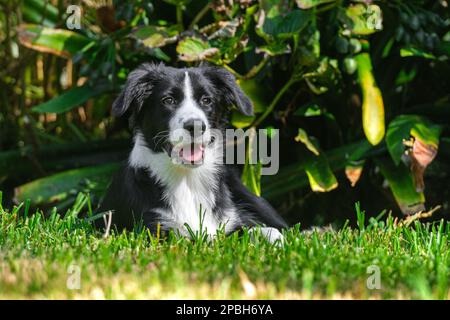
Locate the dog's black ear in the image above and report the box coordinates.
[112,63,162,117]
[203,67,254,116]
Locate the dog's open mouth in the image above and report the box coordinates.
[179,143,205,164]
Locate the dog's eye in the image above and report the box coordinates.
[201,96,212,106]
[162,96,176,105]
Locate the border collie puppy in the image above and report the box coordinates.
[98,63,287,242]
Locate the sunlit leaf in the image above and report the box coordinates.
[242,162,262,196]
[345,4,383,35]
[231,112,255,129]
[400,47,436,60]
[304,152,338,192]
[176,37,219,62]
[17,24,92,58]
[256,42,291,56]
[355,52,385,146]
[295,128,320,156]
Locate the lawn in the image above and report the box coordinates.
[0,192,448,300]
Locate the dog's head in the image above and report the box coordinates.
[113,63,253,166]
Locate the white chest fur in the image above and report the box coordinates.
[129,132,231,236]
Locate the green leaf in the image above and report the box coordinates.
[303,57,340,95]
[237,79,270,114]
[386,115,442,165]
[242,162,262,196]
[132,25,179,48]
[262,10,311,39]
[295,128,338,192]
[295,128,320,156]
[294,103,322,117]
[395,68,417,86]
[304,152,338,192]
[32,84,112,114]
[24,0,59,20]
[375,157,425,215]
[355,52,385,145]
[17,24,92,58]
[176,37,219,62]
[400,47,436,60]
[345,4,383,35]
[231,112,255,129]
[296,0,336,9]
[15,163,120,205]
[256,42,291,56]
[23,0,59,27]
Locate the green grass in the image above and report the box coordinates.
[0,192,449,299]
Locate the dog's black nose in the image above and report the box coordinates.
[183,119,206,137]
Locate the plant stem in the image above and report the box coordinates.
[224,54,270,80]
[243,54,270,80]
[189,2,211,29]
[176,5,184,29]
[251,77,298,128]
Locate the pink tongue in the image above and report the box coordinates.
[181,144,204,162]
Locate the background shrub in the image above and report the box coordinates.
[0,0,449,226]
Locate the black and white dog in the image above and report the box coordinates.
[98,63,287,242]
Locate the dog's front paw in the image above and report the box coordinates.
[249,227,284,245]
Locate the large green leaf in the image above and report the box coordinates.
[176,37,219,62]
[15,163,120,205]
[242,162,262,196]
[386,115,442,165]
[294,129,338,192]
[375,158,425,215]
[296,0,336,9]
[241,130,262,196]
[32,84,112,114]
[355,52,385,146]
[304,152,338,192]
[237,79,269,114]
[262,10,311,39]
[231,112,255,129]
[17,24,92,58]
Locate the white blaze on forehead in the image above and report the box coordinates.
[169,71,209,145]
[184,71,193,100]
